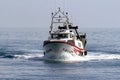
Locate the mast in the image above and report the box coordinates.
[50,8,70,34]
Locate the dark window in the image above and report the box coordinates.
[78,42,81,47]
[51,34,68,39]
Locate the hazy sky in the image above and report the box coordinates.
[0,0,120,28]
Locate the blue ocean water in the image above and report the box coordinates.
[0,28,120,80]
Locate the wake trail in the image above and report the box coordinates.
[85,52,120,61]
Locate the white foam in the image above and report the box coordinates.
[14,54,44,59]
[14,52,120,62]
[42,52,120,62]
[84,52,120,61]
[18,49,43,53]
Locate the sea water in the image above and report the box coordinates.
[0,28,120,80]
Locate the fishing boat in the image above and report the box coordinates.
[43,8,87,60]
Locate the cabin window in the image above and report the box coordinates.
[59,34,68,38]
[51,34,59,39]
[70,34,73,38]
[51,34,68,39]
[78,42,81,47]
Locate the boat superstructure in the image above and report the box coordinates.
[43,8,87,60]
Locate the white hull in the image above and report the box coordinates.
[43,41,84,60]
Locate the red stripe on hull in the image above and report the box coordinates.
[44,41,85,52]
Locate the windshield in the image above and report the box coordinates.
[52,34,68,39]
